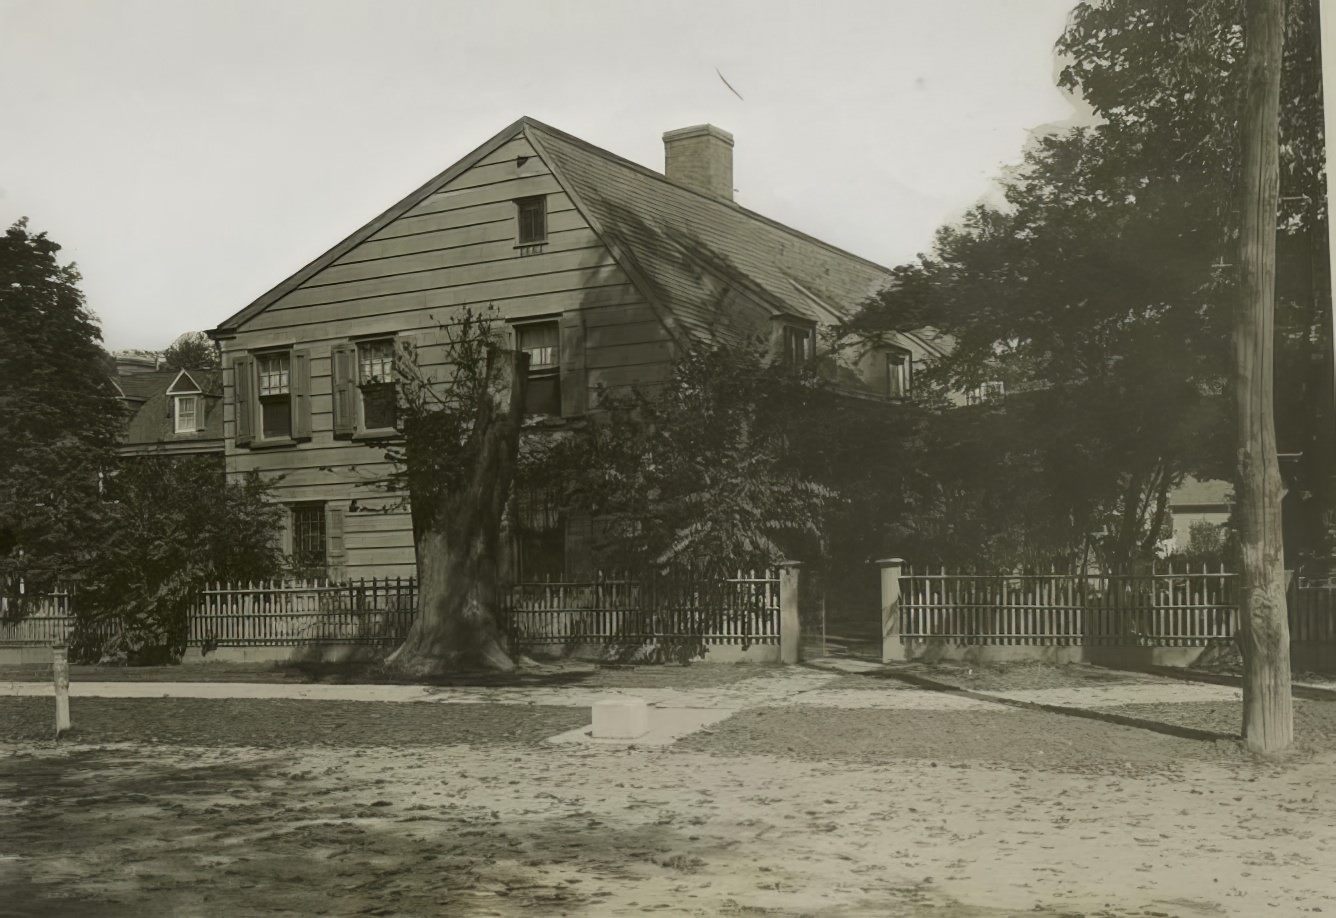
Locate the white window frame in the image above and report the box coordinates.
[174,394,200,433]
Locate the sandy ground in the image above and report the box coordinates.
[4,664,1336,917]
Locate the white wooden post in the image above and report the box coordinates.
[52,643,71,737]
[779,562,802,664]
[878,559,906,663]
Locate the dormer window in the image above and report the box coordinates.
[886,349,911,398]
[515,196,547,248]
[174,395,199,433]
[167,369,204,434]
[779,323,815,369]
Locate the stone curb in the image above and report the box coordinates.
[875,669,1236,744]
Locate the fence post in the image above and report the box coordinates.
[52,643,71,737]
[878,559,906,663]
[779,562,802,664]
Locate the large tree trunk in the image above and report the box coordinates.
[1235,0,1293,754]
[387,351,528,676]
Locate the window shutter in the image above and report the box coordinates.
[331,344,357,439]
[291,348,312,441]
[559,311,587,417]
[233,355,254,448]
[327,505,346,581]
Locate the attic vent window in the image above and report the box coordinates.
[515,196,547,250]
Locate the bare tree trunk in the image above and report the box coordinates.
[1236,0,1293,754]
[388,351,528,676]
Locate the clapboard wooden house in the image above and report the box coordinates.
[209,117,937,580]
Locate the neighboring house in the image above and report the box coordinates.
[1162,476,1232,556]
[208,116,927,580]
[114,357,224,457]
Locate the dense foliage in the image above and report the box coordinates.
[74,455,285,663]
[558,343,900,575]
[0,219,124,584]
[848,0,1327,572]
[161,330,220,369]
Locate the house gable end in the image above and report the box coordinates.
[211,118,540,336]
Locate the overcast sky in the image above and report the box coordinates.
[3,0,1085,352]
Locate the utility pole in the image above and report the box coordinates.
[1236,0,1294,754]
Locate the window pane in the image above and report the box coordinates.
[517,197,546,244]
[261,398,292,439]
[291,503,327,579]
[362,383,396,430]
[524,376,562,417]
[258,354,290,396]
[175,396,197,433]
[358,339,394,384]
[518,323,559,369]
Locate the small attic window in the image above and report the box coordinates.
[515,196,547,247]
[167,369,204,434]
[779,323,815,369]
[886,349,912,398]
[174,395,200,433]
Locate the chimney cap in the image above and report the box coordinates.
[663,124,734,146]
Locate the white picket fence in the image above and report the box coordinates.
[0,578,416,648]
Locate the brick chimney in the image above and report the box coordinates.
[663,125,734,201]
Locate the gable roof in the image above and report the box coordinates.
[212,117,896,343]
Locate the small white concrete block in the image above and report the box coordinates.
[591,697,650,739]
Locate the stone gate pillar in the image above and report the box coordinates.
[878,559,906,663]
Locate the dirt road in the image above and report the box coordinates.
[4,666,1335,917]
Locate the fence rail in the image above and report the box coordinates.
[900,567,1238,646]
[0,589,75,645]
[899,565,1336,648]
[191,578,418,646]
[504,571,781,648]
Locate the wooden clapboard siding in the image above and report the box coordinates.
[335,207,585,266]
[219,130,680,577]
[245,264,630,333]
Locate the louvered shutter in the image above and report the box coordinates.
[327,505,346,581]
[559,311,587,417]
[331,344,357,439]
[291,348,312,441]
[233,355,254,448]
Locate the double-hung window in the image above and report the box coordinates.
[257,352,293,440]
[174,395,199,433]
[357,339,397,431]
[167,369,204,434]
[332,337,402,439]
[232,349,311,448]
[516,321,561,416]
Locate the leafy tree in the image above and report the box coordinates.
[377,308,528,674]
[0,219,124,585]
[849,0,1325,575]
[162,331,219,369]
[73,454,285,663]
[1058,0,1330,572]
[563,343,839,575]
